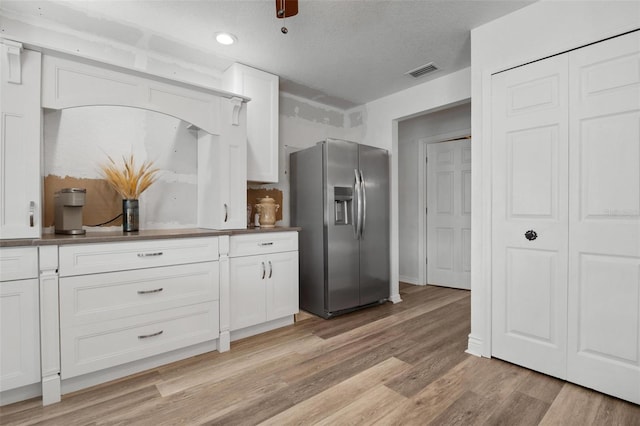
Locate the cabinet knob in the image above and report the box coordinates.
[525,230,538,241]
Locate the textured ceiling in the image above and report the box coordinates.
[1,0,534,109]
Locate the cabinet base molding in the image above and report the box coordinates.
[230,316,294,342]
[59,339,218,397]
[218,330,231,352]
[388,293,403,304]
[41,375,61,406]
[0,382,41,407]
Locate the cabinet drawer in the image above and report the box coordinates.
[60,262,219,327]
[0,247,38,281]
[60,301,219,379]
[59,237,218,276]
[229,232,298,257]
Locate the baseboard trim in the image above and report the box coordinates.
[466,333,484,357]
[399,275,421,285]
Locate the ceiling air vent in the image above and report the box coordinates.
[405,62,438,78]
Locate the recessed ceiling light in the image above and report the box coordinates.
[215,32,237,46]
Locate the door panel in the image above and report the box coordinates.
[358,144,390,304]
[577,255,639,364]
[505,248,557,343]
[427,139,471,289]
[491,53,569,379]
[579,113,640,219]
[567,31,640,404]
[508,127,558,218]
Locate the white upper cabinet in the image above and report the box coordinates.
[197,98,248,230]
[0,43,41,239]
[223,64,279,183]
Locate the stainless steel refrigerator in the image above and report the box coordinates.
[290,139,389,318]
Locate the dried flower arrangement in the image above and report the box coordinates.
[100,154,159,200]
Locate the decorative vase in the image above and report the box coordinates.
[255,196,279,228]
[122,199,139,232]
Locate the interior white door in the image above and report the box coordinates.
[567,31,640,404]
[491,53,569,379]
[427,139,471,290]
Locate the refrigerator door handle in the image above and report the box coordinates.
[360,170,367,238]
[353,169,361,239]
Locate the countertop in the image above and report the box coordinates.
[0,226,301,247]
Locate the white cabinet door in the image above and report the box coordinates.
[0,45,41,239]
[230,250,299,331]
[0,278,40,391]
[567,31,640,405]
[266,251,299,321]
[426,139,471,289]
[229,255,268,331]
[197,97,247,230]
[223,64,279,183]
[491,53,569,379]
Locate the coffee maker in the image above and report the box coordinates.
[55,188,86,235]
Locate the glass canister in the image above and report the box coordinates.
[255,196,279,228]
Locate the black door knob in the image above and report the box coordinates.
[525,230,538,241]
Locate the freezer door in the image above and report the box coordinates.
[358,145,390,304]
[325,139,360,313]
[290,144,326,317]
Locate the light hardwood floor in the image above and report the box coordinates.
[2,283,639,425]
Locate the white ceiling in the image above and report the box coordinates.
[1,0,534,110]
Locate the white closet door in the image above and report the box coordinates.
[567,31,640,404]
[427,139,471,289]
[491,54,569,379]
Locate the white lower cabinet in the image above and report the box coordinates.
[58,238,220,380]
[229,232,299,333]
[0,248,40,393]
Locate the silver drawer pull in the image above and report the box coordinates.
[137,252,163,257]
[268,261,273,278]
[138,330,163,339]
[137,288,163,295]
[29,201,35,227]
[261,261,266,280]
[259,242,274,246]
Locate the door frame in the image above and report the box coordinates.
[417,128,471,285]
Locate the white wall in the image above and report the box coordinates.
[398,103,471,284]
[469,0,640,357]
[360,67,472,303]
